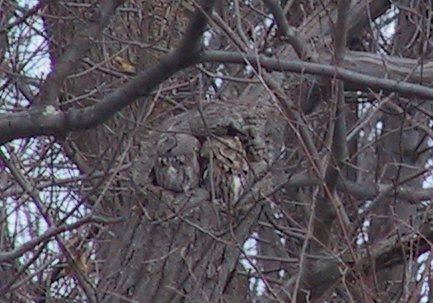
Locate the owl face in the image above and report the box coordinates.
[154,134,201,192]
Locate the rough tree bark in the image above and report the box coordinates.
[2,0,433,302]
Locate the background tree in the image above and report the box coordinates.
[1,0,433,302]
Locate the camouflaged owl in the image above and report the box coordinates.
[154,133,201,192]
[200,136,252,206]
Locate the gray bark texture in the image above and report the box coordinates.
[2,0,433,302]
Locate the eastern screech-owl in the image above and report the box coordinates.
[201,136,251,206]
[154,133,201,192]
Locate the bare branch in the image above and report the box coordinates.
[262,0,313,60]
[324,0,351,190]
[286,172,433,203]
[2,48,433,145]
[200,51,433,99]
[0,0,218,145]
[0,215,114,264]
[35,0,126,107]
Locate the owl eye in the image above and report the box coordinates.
[159,157,170,165]
[177,155,186,163]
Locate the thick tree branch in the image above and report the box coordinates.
[36,0,126,107]
[325,0,351,190]
[301,222,433,302]
[2,48,433,145]
[1,4,432,148]
[262,0,313,60]
[285,172,433,203]
[1,2,43,32]
[0,216,113,264]
[0,0,217,145]
[299,0,390,44]
[200,51,433,98]
[306,2,352,301]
